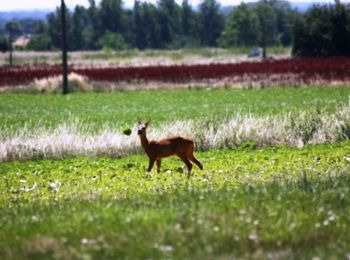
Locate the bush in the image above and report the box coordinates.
[27,35,52,51]
[292,2,350,57]
[99,31,129,51]
[0,36,9,53]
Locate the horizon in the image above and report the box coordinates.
[0,0,344,11]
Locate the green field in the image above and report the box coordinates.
[1,86,350,258]
[1,86,349,132]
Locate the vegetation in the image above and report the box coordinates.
[1,0,298,52]
[3,57,350,87]
[2,1,350,58]
[1,141,350,258]
[1,83,350,257]
[1,87,349,132]
[292,1,350,57]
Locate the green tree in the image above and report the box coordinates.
[255,1,277,58]
[269,0,294,46]
[0,36,9,53]
[47,8,67,50]
[219,3,259,47]
[292,1,350,57]
[83,0,102,49]
[132,0,144,49]
[99,31,128,50]
[26,20,52,51]
[329,1,350,56]
[27,35,51,50]
[157,0,181,48]
[179,0,199,47]
[100,0,125,34]
[198,0,224,46]
[71,6,86,50]
[142,3,162,49]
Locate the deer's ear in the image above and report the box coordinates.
[145,122,149,128]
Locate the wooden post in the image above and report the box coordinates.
[61,0,69,94]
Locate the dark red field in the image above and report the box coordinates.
[1,57,350,86]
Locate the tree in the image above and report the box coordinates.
[99,31,128,50]
[132,0,145,49]
[329,0,350,56]
[219,3,259,47]
[5,20,21,66]
[179,0,199,47]
[141,3,162,49]
[157,0,182,48]
[83,0,102,49]
[100,0,125,34]
[266,0,295,46]
[47,8,64,49]
[72,6,86,50]
[292,1,350,57]
[255,1,277,58]
[198,0,224,46]
[27,35,51,51]
[0,36,9,53]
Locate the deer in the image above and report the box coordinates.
[137,122,203,178]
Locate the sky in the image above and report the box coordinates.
[0,0,342,11]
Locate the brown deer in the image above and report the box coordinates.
[137,122,203,177]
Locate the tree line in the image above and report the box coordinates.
[1,0,350,58]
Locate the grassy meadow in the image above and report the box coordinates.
[1,86,350,258]
[1,86,349,131]
[0,47,290,67]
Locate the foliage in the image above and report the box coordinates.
[1,84,350,257]
[292,1,350,57]
[98,31,128,51]
[0,35,9,52]
[157,0,182,48]
[198,0,224,46]
[1,0,301,51]
[3,57,350,86]
[1,86,349,135]
[219,3,259,47]
[1,142,350,258]
[26,35,51,51]
[5,20,21,37]
[255,1,277,58]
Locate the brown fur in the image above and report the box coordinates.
[138,122,203,177]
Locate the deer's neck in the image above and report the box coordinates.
[140,134,149,151]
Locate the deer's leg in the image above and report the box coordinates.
[147,157,156,172]
[189,154,203,170]
[156,159,162,173]
[179,156,193,178]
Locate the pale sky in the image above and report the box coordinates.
[0,0,342,11]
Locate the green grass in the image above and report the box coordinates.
[81,46,291,61]
[1,86,350,258]
[1,142,350,258]
[1,86,349,133]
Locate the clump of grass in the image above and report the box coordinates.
[32,73,92,93]
[1,104,350,161]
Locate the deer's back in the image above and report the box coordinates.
[148,136,194,157]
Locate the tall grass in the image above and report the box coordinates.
[1,104,349,162]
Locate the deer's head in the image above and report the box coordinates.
[137,122,149,135]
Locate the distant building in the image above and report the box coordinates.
[13,35,30,48]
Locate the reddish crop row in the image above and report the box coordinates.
[1,57,350,86]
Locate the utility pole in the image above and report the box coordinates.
[9,29,13,66]
[61,0,68,94]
